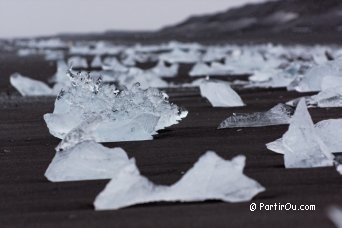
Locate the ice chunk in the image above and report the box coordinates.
[199,79,245,107]
[295,58,342,92]
[307,86,342,107]
[268,119,342,154]
[94,152,265,210]
[90,55,102,68]
[117,68,169,89]
[268,99,334,168]
[50,60,69,84]
[102,57,128,72]
[45,141,133,182]
[315,119,342,153]
[68,56,88,69]
[218,104,294,129]
[10,73,54,96]
[328,207,342,228]
[44,70,187,142]
[151,60,179,78]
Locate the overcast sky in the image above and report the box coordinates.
[0,0,265,38]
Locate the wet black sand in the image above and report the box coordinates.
[1,53,342,228]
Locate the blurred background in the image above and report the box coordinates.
[0,0,265,38]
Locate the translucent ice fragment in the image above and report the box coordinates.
[117,68,168,89]
[44,71,187,142]
[67,56,88,69]
[218,104,294,129]
[10,73,54,96]
[295,58,342,92]
[151,60,179,78]
[270,99,334,168]
[328,207,342,228]
[102,57,128,72]
[268,119,342,154]
[199,79,245,107]
[45,141,133,182]
[50,60,69,84]
[315,119,342,153]
[94,152,265,210]
[90,55,102,68]
[307,86,342,107]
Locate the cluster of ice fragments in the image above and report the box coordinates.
[11,40,342,98]
[44,69,187,143]
[46,137,264,208]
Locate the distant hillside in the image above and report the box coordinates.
[157,0,342,43]
[55,0,342,44]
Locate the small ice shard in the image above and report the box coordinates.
[151,60,179,78]
[10,73,54,96]
[90,55,102,68]
[198,79,245,107]
[265,138,285,154]
[328,207,342,228]
[269,99,334,168]
[218,104,294,129]
[44,70,187,142]
[45,140,133,182]
[67,56,88,69]
[94,152,265,210]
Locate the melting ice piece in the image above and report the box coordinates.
[269,99,334,168]
[94,152,265,210]
[307,87,342,107]
[68,56,88,69]
[117,68,168,89]
[295,58,342,92]
[199,79,245,107]
[45,141,133,182]
[267,119,342,154]
[218,104,294,129]
[151,60,179,78]
[102,57,128,72]
[315,119,342,153]
[328,207,342,228]
[44,70,187,142]
[91,55,102,68]
[10,73,54,96]
[50,60,69,84]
